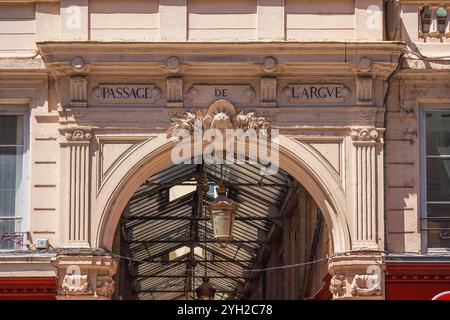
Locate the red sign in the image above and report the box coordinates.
[432,291,450,300]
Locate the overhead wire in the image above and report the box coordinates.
[107,249,389,274]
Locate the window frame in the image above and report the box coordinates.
[420,104,450,253]
[0,105,30,250]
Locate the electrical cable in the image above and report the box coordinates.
[107,249,389,275]
[404,46,450,61]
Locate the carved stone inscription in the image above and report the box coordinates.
[187,85,256,106]
[282,84,350,103]
[91,84,161,104]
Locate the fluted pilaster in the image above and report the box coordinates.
[60,127,92,247]
[351,128,381,249]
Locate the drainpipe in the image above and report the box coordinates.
[302,208,324,297]
[382,46,406,253]
[385,0,400,41]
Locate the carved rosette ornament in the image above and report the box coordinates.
[167,99,271,138]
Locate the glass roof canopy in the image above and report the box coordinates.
[120,161,294,300]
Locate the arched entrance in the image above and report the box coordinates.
[113,158,332,300]
[90,100,356,299]
[95,135,351,254]
[50,95,389,300]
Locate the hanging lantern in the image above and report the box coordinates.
[437,7,448,33]
[195,276,216,300]
[208,186,238,246]
[420,6,432,34]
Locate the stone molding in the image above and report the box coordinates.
[328,253,385,300]
[52,253,117,300]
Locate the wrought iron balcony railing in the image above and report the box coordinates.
[0,232,29,250]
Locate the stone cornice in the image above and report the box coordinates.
[36,41,404,79]
[37,41,404,56]
[0,57,45,70]
[37,41,404,63]
[0,0,58,2]
[398,0,450,3]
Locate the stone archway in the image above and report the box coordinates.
[56,106,387,300]
[94,134,351,255]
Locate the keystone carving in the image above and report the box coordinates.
[167,99,271,138]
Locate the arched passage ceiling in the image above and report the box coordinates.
[120,161,298,300]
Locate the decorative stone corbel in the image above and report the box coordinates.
[355,56,373,107]
[328,253,384,300]
[51,57,92,109]
[167,76,183,107]
[70,75,88,107]
[356,75,373,106]
[52,252,117,300]
[260,77,277,107]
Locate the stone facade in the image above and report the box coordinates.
[0,0,449,300]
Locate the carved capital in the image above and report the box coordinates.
[356,75,373,106]
[52,252,117,300]
[328,253,385,300]
[350,127,380,143]
[61,127,93,144]
[70,75,88,107]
